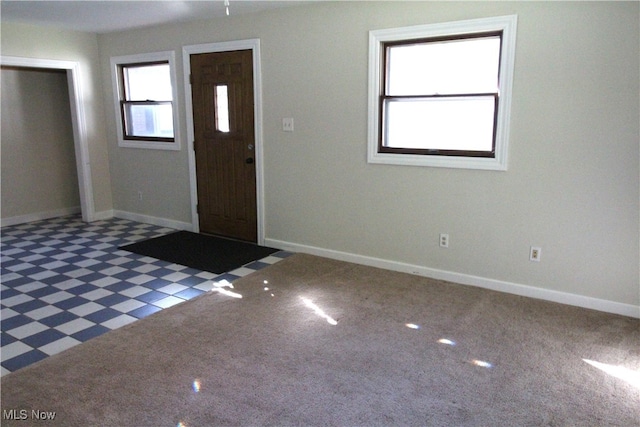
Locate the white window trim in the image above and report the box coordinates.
[368,15,518,170]
[110,51,181,151]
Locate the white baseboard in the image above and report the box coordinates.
[1,206,81,227]
[264,238,640,319]
[113,210,193,231]
[92,210,114,222]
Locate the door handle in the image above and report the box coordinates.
[246,157,254,164]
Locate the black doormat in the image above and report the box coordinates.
[119,231,279,274]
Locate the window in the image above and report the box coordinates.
[368,16,517,170]
[120,62,173,140]
[214,84,230,133]
[111,51,180,150]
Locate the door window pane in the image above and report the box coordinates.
[215,85,230,133]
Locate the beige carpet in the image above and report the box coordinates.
[1,254,639,426]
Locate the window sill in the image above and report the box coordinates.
[367,150,507,171]
[118,139,181,151]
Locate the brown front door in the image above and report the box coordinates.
[190,50,257,242]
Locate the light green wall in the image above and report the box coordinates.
[0,22,113,215]
[2,2,631,308]
[97,1,639,307]
[1,68,79,218]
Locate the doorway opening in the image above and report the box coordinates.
[0,56,95,224]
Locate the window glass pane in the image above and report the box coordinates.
[215,85,230,133]
[384,97,495,151]
[124,103,174,138]
[124,63,172,101]
[387,36,501,96]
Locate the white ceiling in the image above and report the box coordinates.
[0,0,314,34]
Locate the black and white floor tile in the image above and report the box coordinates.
[0,215,291,376]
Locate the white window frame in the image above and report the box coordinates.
[110,51,181,151]
[368,15,517,170]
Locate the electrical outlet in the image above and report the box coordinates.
[530,246,541,262]
[282,117,294,132]
[138,191,143,201]
[439,233,449,248]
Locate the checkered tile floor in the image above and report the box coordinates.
[0,214,291,376]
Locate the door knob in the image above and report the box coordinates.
[246,157,254,164]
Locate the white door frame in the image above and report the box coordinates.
[182,39,265,245]
[1,55,95,223]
